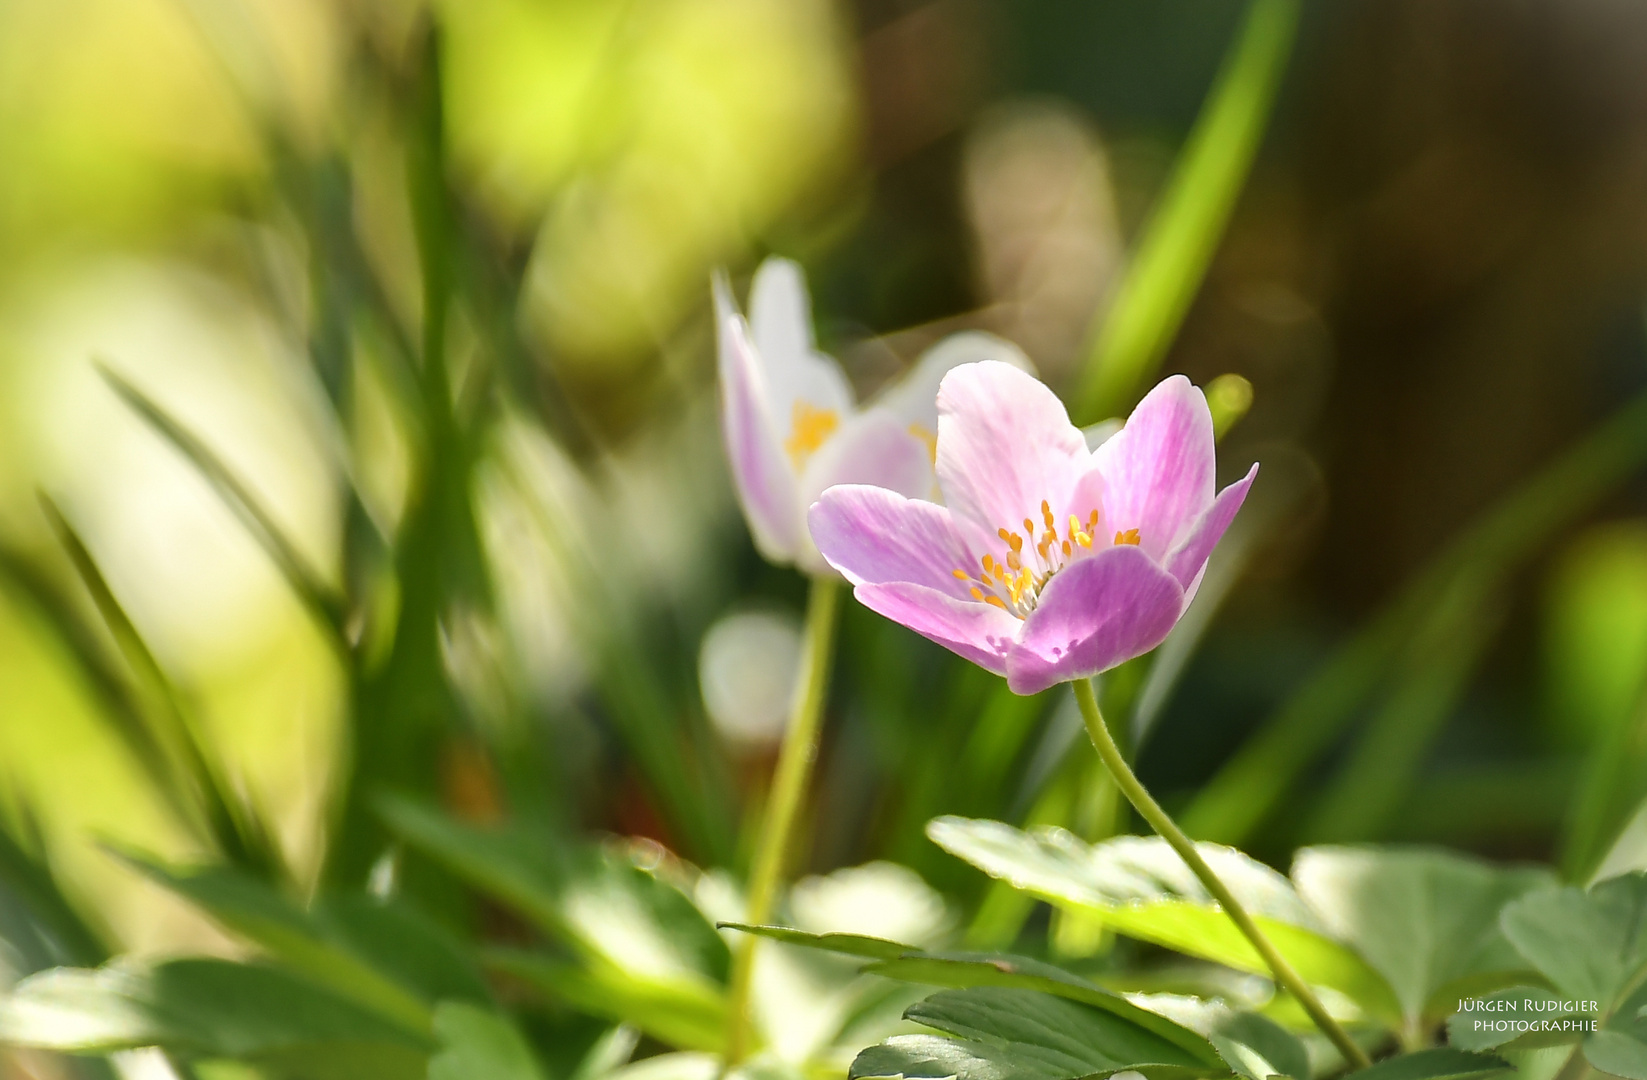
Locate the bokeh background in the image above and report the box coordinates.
[2,0,1647,1014]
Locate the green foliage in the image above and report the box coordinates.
[428,1002,548,1080]
[1443,872,1647,1077]
[0,959,432,1079]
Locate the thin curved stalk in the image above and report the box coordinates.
[1072,678,1370,1069]
[723,578,841,1065]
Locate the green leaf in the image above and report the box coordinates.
[379,797,728,986]
[716,923,918,960]
[119,854,486,1031]
[1500,873,1647,1007]
[1445,988,1591,1052]
[861,954,1224,1068]
[1072,0,1300,422]
[1586,1030,1647,1080]
[485,950,725,1053]
[1346,1048,1510,1080]
[929,817,1401,1025]
[1292,847,1555,1027]
[850,987,1222,1080]
[428,1001,547,1080]
[1131,995,1309,1080]
[0,958,430,1079]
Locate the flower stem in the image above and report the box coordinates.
[723,577,841,1066]
[1072,678,1371,1070]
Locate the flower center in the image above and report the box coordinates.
[953,499,1124,620]
[785,401,839,467]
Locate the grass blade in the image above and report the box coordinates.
[1071,0,1300,423]
[1182,389,1647,845]
[98,363,345,641]
[37,496,286,879]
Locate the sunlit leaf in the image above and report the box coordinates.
[850,987,1221,1080]
[1292,847,1553,1027]
[928,817,1401,1025]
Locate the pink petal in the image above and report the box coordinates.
[794,414,936,576]
[853,581,1020,676]
[1005,545,1185,695]
[808,484,976,599]
[935,361,1092,556]
[715,285,802,563]
[1093,374,1216,560]
[1164,463,1258,589]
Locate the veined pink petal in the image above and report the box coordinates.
[854,581,1019,676]
[809,484,976,598]
[1093,374,1216,561]
[794,414,935,575]
[1164,463,1259,589]
[716,285,802,563]
[874,332,1033,439]
[748,257,854,427]
[1005,545,1185,695]
[935,361,1091,555]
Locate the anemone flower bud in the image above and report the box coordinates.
[714,257,1029,576]
[808,362,1257,694]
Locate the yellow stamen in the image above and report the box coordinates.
[785,402,839,467]
[984,595,1007,610]
[970,587,985,601]
[1062,540,1071,556]
[1115,528,1141,546]
[1007,552,1021,570]
[1042,500,1055,532]
[953,569,971,580]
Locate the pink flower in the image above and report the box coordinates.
[808,363,1257,694]
[715,258,1030,575]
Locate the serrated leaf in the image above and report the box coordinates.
[850,986,1220,1080]
[1346,1048,1509,1080]
[717,924,916,960]
[1445,988,1591,1051]
[485,950,725,1053]
[1293,846,1555,1026]
[0,958,430,1079]
[428,1001,547,1080]
[861,954,1224,1068]
[929,817,1400,1025]
[1501,873,1647,1008]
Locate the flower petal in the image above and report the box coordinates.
[716,286,802,563]
[1093,374,1216,560]
[808,484,976,598]
[854,581,1019,676]
[935,361,1091,555]
[795,411,936,574]
[874,331,1034,439]
[748,257,854,423]
[1164,463,1258,589]
[1005,544,1185,695]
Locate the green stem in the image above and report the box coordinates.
[723,577,841,1065]
[1072,679,1370,1069]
